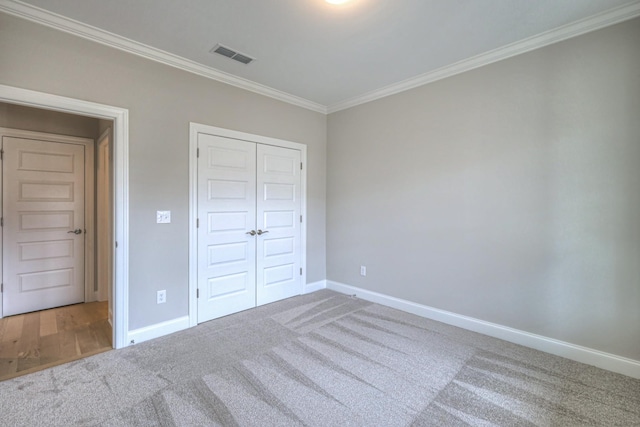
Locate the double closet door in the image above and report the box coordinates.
[197,134,302,323]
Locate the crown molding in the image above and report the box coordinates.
[327,1,640,113]
[0,0,328,114]
[2,0,638,116]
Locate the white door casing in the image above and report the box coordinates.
[190,123,307,325]
[197,134,257,322]
[97,128,113,326]
[2,136,86,316]
[0,85,129,350]
[256,144,302,306]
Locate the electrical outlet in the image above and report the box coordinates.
[360,265,366,276]
[157,290,166,304]
[156,210,171,224]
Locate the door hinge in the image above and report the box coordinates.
[197,147,200,158]
[0,149,3,160]
[300,268,302,276]
[300,215,302,223]
[197,288,200,298]
[0,217,3,227]
[115,241,118,248]
[197,218,200,228]
[300,162,303,170]
[1,283,3,293]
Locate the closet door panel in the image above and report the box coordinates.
[197,134,257,322]
[256,144,302,306]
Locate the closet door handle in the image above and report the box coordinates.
[246,230,256,236]
[256,229,269,236]
[67,229,83,235]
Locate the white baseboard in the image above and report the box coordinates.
[127,315,190,346]
[326,280,640,379]
[128,282,326,346]
[304,280,327,294]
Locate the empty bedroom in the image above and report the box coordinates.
[0,0,638,425]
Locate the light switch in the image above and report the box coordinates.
[156,210,171,224]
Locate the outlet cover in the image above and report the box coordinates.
[157,290,167,304]
[360,266,367,276]
[157,211,171,224]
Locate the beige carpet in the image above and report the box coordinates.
[0,290,638,426]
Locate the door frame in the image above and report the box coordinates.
[188,122,307,327]
[96,127,112,306]
[0,84,130,349]
[0,128,95,311]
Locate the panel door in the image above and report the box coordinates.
[256,144,302,305]
[2,137,85,316]
[197,134,257,322]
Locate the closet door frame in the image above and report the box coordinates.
[188,123,307,327]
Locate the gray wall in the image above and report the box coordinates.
[0,12,327,330]
[0,102,100,138]
[98,119,113,136]
[327,18,640,361]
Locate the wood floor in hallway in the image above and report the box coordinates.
[0,301,111,381]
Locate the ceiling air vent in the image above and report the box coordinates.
[210,44,254,65]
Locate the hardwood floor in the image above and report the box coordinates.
[0,301,111,381]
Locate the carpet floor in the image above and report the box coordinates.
[0,290,638,426]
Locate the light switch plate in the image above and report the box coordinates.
[157,210,171,224]
[157,290,166,304]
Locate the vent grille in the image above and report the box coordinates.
[210,44,254,65]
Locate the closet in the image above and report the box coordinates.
[196,133,302,322]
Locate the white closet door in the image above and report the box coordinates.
[256,144,302,305]
[197,134,257,322]
[2,137,85,316]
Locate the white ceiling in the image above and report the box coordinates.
[3,0,640,112]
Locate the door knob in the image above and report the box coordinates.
[67,229,83,235]
[246,230,257,236]
[256,229,269,235]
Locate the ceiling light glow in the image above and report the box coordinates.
[325,0,351,4]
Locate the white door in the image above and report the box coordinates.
[197,134,302,323]
[197,134,257,322]
[2,137,85,316]
[256,144,302,305]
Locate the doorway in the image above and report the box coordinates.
[0,84,129,350]
[0,124,106,380]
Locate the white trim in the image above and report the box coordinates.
[188,123,308,327]
[188,124,199,328]
[0,84,130,350]
[0,0,326,114]
[83,137,95,303]
[326,2,640,113]
[96,127,112,303]
[0,130,3,318]
[326,281,640,379]
[127,315,189,346]
[304,280,327,294]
